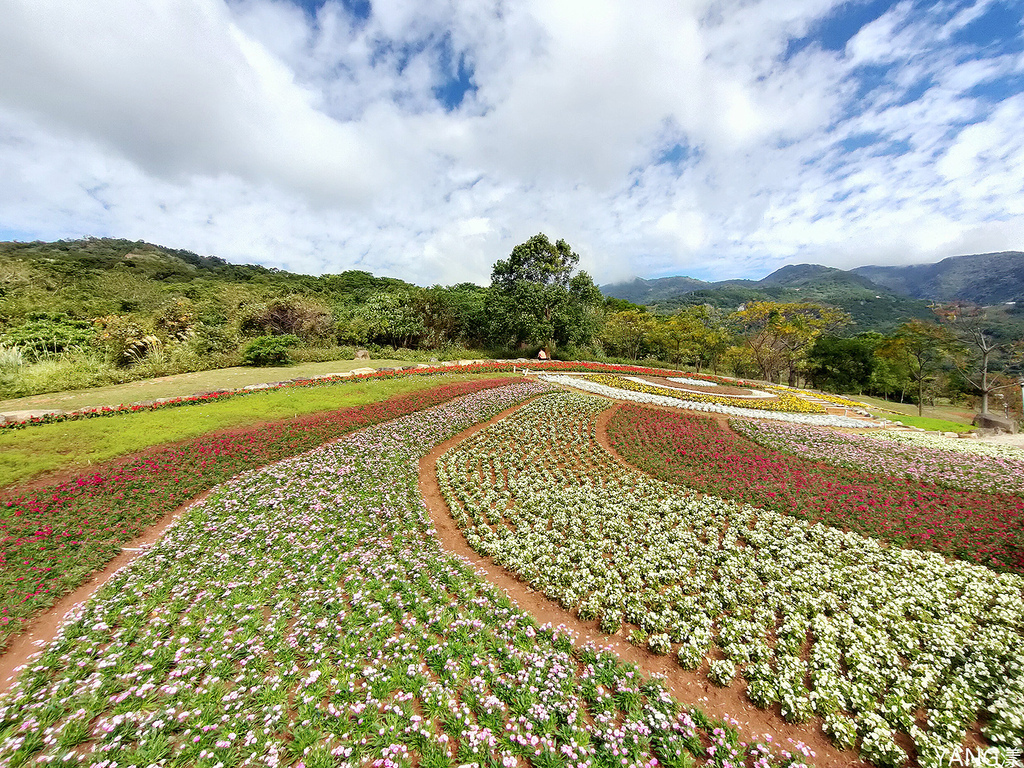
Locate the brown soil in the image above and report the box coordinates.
[419,399,866,768]
[0,489,212,696]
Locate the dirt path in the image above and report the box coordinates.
[419,397,865,768]
[0,489,212,696]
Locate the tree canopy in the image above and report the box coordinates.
[485,234,601,354]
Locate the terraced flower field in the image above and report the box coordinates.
[0,378,522,646]
[585,375,826,413]
[436,393,1024,767]
[608,406,1024,572]
[0,384,807,768]
[540,375,873,428]
[731,420,1024,495]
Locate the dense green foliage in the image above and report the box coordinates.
[1,238,1020,420]
[240,334,299,366]
[484,233,603,354]
[0,313,93,360]
[806,335,877,393]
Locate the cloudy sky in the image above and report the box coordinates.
[0,0,1022,285]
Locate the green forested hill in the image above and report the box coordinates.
[0,238,495,398]
[603,263,935,332]
[595,274,711,304]
[0,237,416,322]
[852,251,1024,305]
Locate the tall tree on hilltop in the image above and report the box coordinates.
[485,234,601,355]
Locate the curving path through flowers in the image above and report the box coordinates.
[434,392,1023,767]
[0,383,814,768]
[421,398,858,768]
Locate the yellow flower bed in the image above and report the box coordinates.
[806,391,869,408]
[586,374,827,413]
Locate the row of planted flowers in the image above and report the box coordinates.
[0,361,698,430]
[0,360,830,431]
[0,377,525,647]
[872,429,1021,457]
[589,376,827,413]
[0,384,808,768]
[542,374,876,427]
[730,419,1024,495]
[0,365,498,430]
[435,393,1024,768]
[608,404,1024,573]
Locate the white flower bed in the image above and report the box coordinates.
[437,393,1024,768]
[542,374,881,428]
[630,376,777,399]
[873,429,1024,457]
[667,377,720,387]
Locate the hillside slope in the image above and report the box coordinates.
[0,237,417,322]
[852,251,1024,304]
[602,263,934,331]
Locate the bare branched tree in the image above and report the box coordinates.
[935,303,1010,414]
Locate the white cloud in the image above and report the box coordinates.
[0,0,1022,286]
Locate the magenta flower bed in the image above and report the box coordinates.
[0,377,520,647]
[607,404,1024,574]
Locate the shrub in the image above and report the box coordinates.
[0,345,25,372]
[647,633,672,655]
[599,609,622,635]
[93,315,151,366]
[708,659,736,687]
[1,313,94,361]
[628,628,648,647]
[240,335,300,366]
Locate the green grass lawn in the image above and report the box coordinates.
[851,393,977,424]
[0,358,444,413]
[868,412,976,432]
[0,372,508,489]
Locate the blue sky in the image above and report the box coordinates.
[0,0,1022,285]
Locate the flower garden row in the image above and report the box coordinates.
[873,429,1024,458]
[435,393,1024,767]
[542,375,873,428]
[0,362,648,430]
[0,377,526,648]
[731,419,1024,495]
[0,360,850,430]
[588,376,828,414]
[608,404,1024,572]
[0,385,809,768]
[0,364,502,430]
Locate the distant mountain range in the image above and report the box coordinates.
[851,251,1024,305]
[601,251,1024,332]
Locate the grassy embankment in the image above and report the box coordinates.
[852,393,978,431]
[0,371,508,489]
[0,358,437,413]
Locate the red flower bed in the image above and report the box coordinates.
[0,378,515,647]
[607,404,1024,574]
